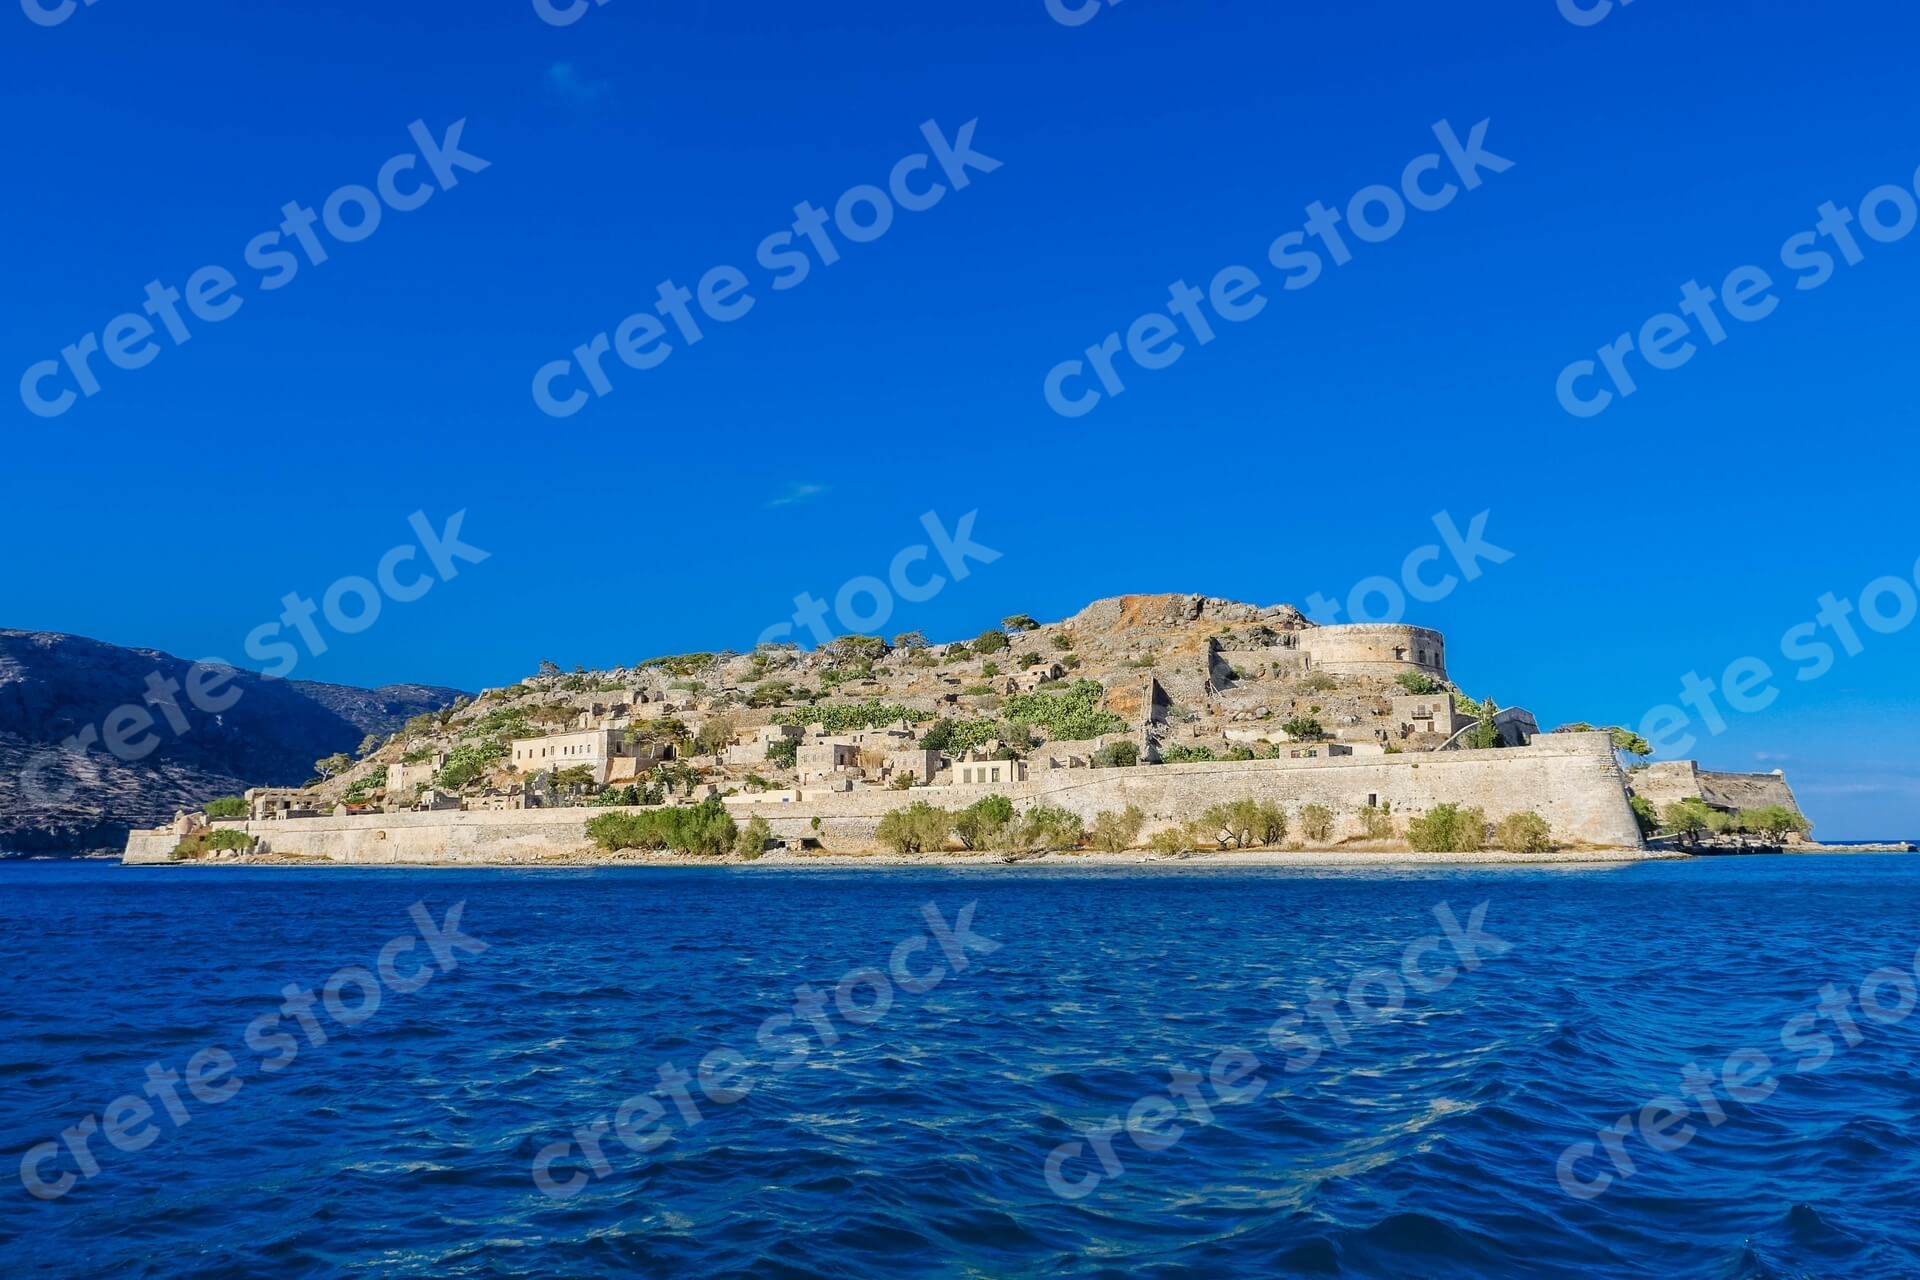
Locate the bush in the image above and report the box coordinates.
[1002,680,1126,741]
[974,630,1009,654]
[207,828,251,851]
[1089,806,1147,853]
[1394,672,1445,695]
[1052,634,1073,651]
[1161,744,1217,763]
[1299,671,1339,693]
[1299,804,1334,843]
[1018,652,1043,669]
[776,701,930,734]
[343,768,388,803]
[1494,811,1555,853]
[1408,804,1488,853]
[203,795,247,819]
[1018,805,1084,852]
[735,815,773,858]
[437,741,504,791]
[876,801,954,854]
[1089,740,1139,769]
[1281,717,1323,741]
[1359,802,1396,840]
[694,714,738,757]
[1002,614,1039,632]
[980,662,1000,678]
[766,736,800,769]
[1146,826,1193,854]
[953,795,1015,850]
[586,798,736,855]
[1661,798,1726,842]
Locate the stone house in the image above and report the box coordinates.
[510,727,658,786]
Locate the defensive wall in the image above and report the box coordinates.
[1627,760,1801,815]
[124,732,1644,863]
[1304,624,1448,680]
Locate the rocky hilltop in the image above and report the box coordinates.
[0,629,465,853]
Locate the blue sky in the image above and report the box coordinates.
[3,0,1916,835]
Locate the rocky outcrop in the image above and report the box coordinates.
[0,629,465,854]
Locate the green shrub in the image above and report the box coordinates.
[974,630,1009,654]
[1300,671,1339,693]
[1359,802,1396,840]
[1661,798,1726,842]
[1089,806,1147,853]
[735,815,773,858]
[1735,804,1810,842]
[1394,672,1444,695]
[1002,680,1127,741]
[586,798,736,855]
[1017,805,1084,852]
[1281,717,1323,740]
[1494,811,1555,853]
[207,829,251,851]
[1408,804,1488,852]
[437,742,504,791]
[1146,826,1194,854]
[766,736,800,769]
[876,801,953,854]
[1299,803,1334,842]
[1161,744,1217,763]
[1629,795,1659,837]
[775,700,931,734]
[1089,740,1139,768]
[1226,745,1256,760]
[343,768,387,803]
[1052,634,1073,651]
[1018,652,1043,669]
[202,795,247,819]
[953,794,1015,850]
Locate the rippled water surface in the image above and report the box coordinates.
[3,856,1918,1278]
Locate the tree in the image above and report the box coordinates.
[1559,723,1653,759]
[953,794,1015,850]
[1300,804,1334,843]
[1090,806,1147,853]
[891,630,929,650]
[1002,614,1040,632]
[203,795,247,819]
[1359,801,1396,840]
[538,659,563,677]
[1630,795,1660,837]
[314,753,353,781]
[974,629,1009,654]
[766,736,800,770]
[1466,698,1503,750]
[694,714,738,757]
[1281,717,1324,741]
[1738,804,1811,843]
[877,802,953,854]
[357,733,385,759]
[1014,805,1084,852]
[828,634,888,665]
[1395,672,1445,695]
[1090,740,1139,768]
[1660,798,1724,843]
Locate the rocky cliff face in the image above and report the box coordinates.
[0,629,465,854]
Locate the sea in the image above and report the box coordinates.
[3,854,1917,1278]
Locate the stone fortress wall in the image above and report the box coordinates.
[126,731,1645,864]
[1303,624,1448,679]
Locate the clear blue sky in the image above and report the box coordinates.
[3,0,1916,836]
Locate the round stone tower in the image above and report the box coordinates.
[1304,623,1447,680]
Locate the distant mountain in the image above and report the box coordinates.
[0,629,466,853]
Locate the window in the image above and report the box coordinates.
[990,767,1001,782]
[1367,793,1378,807]
[1394,647,1407,660]
[963,768,973,784]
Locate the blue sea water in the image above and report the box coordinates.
[2,856,1918,1279]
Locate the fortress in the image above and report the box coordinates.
[119,597,1806,865]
